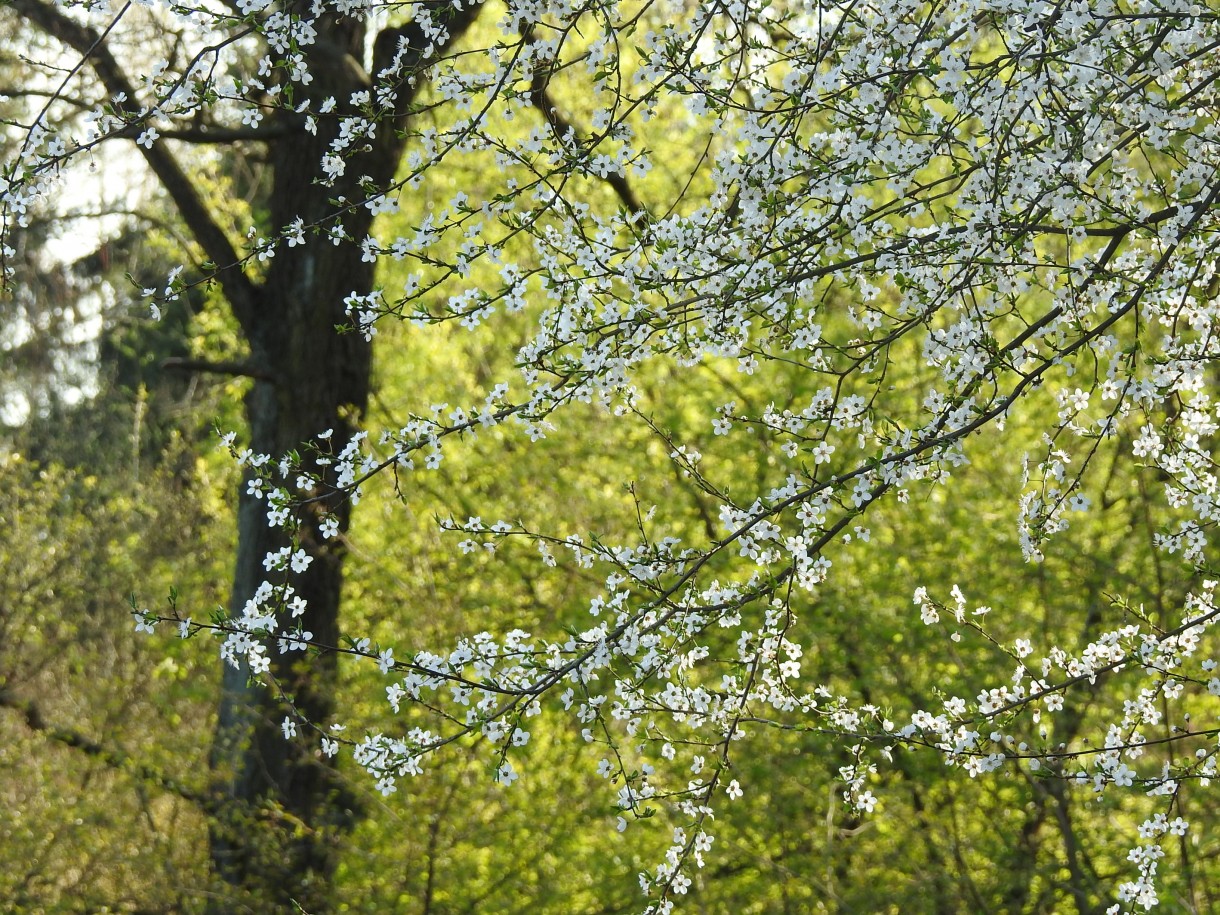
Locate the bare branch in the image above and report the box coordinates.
[155,122,300,144]
[162,356,274,381]
[10,0,261,326]
[0,686,215,811]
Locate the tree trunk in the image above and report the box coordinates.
[7,0,480,908]
[207,269,372,911]
[207,8,481,910]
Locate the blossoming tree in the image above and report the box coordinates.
[5,0,1220,910]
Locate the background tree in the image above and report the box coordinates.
[3,1,485,909]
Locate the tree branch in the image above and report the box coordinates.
[0,686,215,811]
[162,356,275,381]
[154,122,300,144]
[10,0,261,327]
[522,26,646,218]
[372,1,485,139]
[530,82,646,217]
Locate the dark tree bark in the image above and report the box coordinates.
[10,2,482,911]
[208,9,483,912]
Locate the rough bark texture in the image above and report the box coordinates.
[205,15,376,905]
[207,8,482,911]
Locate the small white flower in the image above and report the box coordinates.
[378,647,395,673]
[496,762,519,786]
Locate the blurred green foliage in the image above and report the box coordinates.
[3,10,1220,915]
